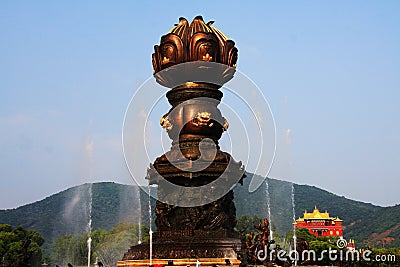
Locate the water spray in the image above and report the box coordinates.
[87,232,92,267]
[148,184,153,266]
[265,178,273,241]
[291,183,297,266]
[137,187,142,244]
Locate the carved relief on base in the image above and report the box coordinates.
[155,191,237,234]
[122,238,241,260]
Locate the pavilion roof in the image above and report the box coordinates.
[295,206,342,221]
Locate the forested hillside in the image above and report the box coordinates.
[1,175,398,248]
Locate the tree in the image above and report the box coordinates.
[93,222,148,266]
[49,222,149,266]
[50,234,82,266]
[294,228,317,243]
[235,215,261,234]
[0,224,45,267]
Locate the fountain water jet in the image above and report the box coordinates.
[136,186,142,244]
[84,124,94,267]
[291,182,297,266]
[148,184,153,266]
[87,179,93,267]
[87,233,92,267]
[264,178,273,241]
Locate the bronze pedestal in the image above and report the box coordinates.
[120,16,245,266]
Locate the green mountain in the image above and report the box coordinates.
[292,183,399,246]
[0,183,143,248]
[0,175,399,248]
[235,174,399,247]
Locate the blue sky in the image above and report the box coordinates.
[0,1,399,209]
